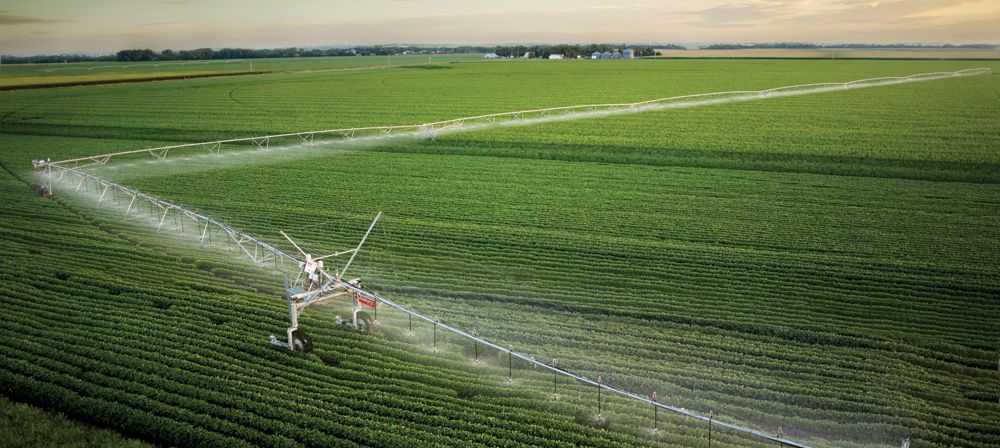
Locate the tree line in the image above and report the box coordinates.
[490,44,668,58]
[113,46,479,62]
[703,42,998,50]
[2,45,488,64]
[5,42,993,64]
[2,44,678,64]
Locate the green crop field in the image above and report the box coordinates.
[1,59,998,448]
[0,395,150,447]
[654,48,1000,60]
[0,54,483,89]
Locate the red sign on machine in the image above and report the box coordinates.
[358,296,377,309]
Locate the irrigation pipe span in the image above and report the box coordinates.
[45,163,815,447]
[48,67,991,169]
[38,68,993,447]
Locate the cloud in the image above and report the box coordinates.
[140,20,193,30]
[681,0,996,34]
[0,10,69,26]
[687,3,788,25]
[2,1,998,55]
[903,0,1000,24]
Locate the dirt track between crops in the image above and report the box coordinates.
[0,71,272,91]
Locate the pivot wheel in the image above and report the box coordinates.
[291,328,314,353]
[356,311,374,333]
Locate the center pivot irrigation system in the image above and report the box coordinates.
[40,68,990,172]
[269,214,382,352]
[28,68,990,448]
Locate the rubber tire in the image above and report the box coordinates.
[356,311,374,333]
[291,328,314,353]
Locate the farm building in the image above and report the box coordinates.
[591,51,601,59]
[600,51,612,59]
[548,54,563,60]
[483,53,500,59]
[623,48,634,59]
[612,51,622,59]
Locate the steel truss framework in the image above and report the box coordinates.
[34,68,992,448]
[45,68,990,171]
[41,162,819,448]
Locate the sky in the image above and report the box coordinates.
[1,0,998,55]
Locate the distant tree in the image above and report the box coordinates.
[704,44,749,50]
[115,49,156,62]
[179,48,214,60]
[632,45,659,56]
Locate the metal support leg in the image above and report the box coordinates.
[287,301,299,351]
[123,195,137,221]
[652,392,658,433]
[598,375,603,418]
[708,411,714,448]
[200,220,209,246]
[98,184,110,204]
[507,346,513,384]
[157,207,169,231]
[552,360,558,400]
[352,296,359,329]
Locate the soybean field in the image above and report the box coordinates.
[1,58,998,448]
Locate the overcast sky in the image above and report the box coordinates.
[1,0,998,55]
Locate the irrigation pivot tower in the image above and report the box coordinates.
[270,212,382,352]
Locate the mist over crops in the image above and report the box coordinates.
[2,58,998,448]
